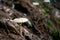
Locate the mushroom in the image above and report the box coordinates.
[10,18,29,23]
[10,18,32,27]
[55,10,60,18]
[9,18,32,36]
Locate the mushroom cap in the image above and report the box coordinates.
[33,2,39,5]
[44,0,50,2]
[55,10,60,18]
[10,18,28,23]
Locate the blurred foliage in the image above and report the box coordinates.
[32,0,37,2]
[36,0,60,40]
[50,0,54,5]
[42,8,49,15]
[57,19,60,24]
[46,19,53,26]
[39,0,60,40]
[51,28,60,40]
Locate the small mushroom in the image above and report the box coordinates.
[33,2,39,5]
[10,18,32,27]
[44,0,50,2]
[9,18,32,36]
[10,18,29,23]
[55,10,60,18]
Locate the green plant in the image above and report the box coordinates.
[42,8,49,15]
[46,19,53,26]
[32,0,36,2]
[57,19,60,24]
[51,28,59,40]
[50,0,54,5]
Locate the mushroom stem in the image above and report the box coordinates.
[19,24,23,37]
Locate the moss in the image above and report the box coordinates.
[46,19,53,26]
[50,0,54,5]
[42,8,49,15]
[57,19,60,24]
[32,0,36,2]
[51,28,59,40]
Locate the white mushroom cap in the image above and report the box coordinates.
[10,18,29,23]
[55,10,60,18]
[33,2,39,5]
[44,0,50,2]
